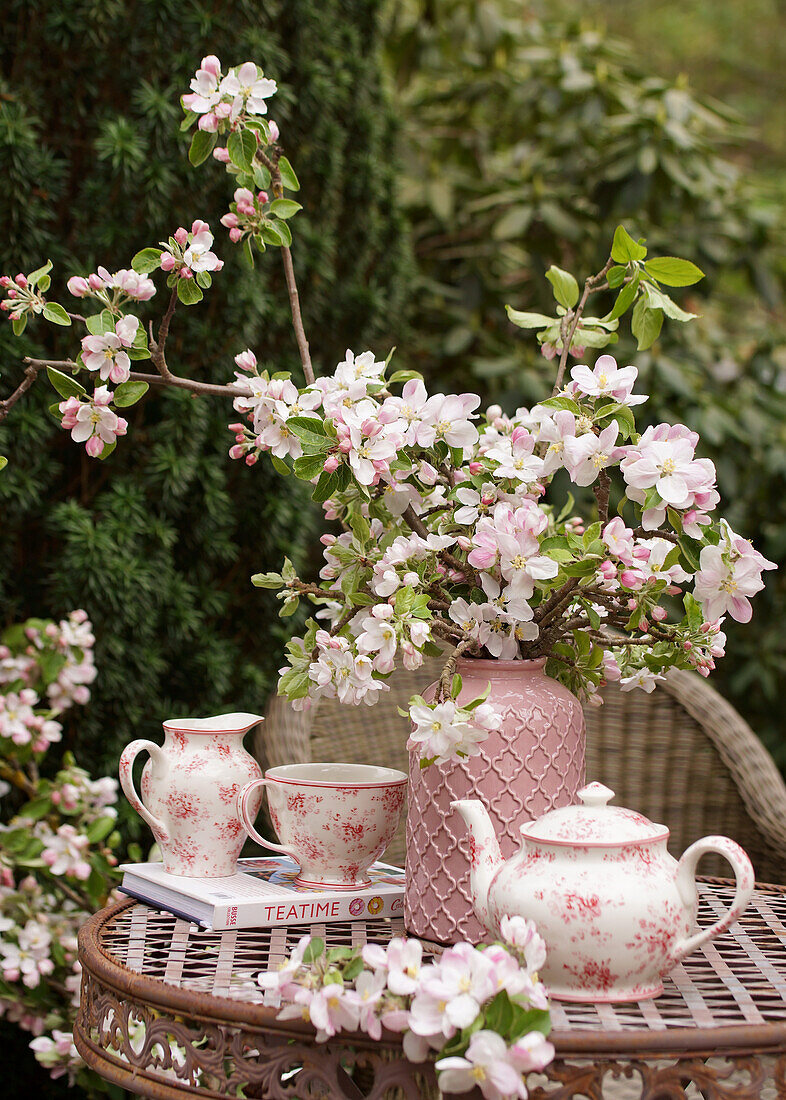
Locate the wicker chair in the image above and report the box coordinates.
[254,664,786,882]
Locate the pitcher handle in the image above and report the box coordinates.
[119,739,170,843]
[672,836,755,963]
[237,779,298,860]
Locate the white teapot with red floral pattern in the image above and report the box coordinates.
[453,782,755,1002]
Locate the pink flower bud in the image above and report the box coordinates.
[15,273,28,288]
[683,640,693,650]
[651,605,667,622]
[257,191,269,204]
[198,112,220,132]
[268,120,280,142]
[229,444,245,460]
[598,560,616,580]
[229,228,242,243]
[639,617,649,632]
[214,101,231,119]
[323,454,340,473]
[179,268,193,279]
[245,453,258,466]
[160,253,176,272]
[9,309,22,320]
[115,416,128,436]
[221,212,239,228]
[191,220,209,236]
[213,146,231,163]
[174,227,189,245]
[0,275,10,287]
[67,276,90,297]
[632,545,650,560]
[201,55,222,78]
[698,664,710,677]
[338,438,352,453]
[6,287,17,299]
[540,343,557,360]
[85,436,105,457]
[88,273,105,290]
[228,422,245,432]
[234,350,257,371]
[0,301,11,312]
[468,461,483,474]
[627,598,637,610]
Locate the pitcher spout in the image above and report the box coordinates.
[451,799,503,933]
[163,712,265,736]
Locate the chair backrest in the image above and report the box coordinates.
[258,666,786,881]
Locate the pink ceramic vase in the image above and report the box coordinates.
[405,657,585,944]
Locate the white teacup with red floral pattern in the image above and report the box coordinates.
[237,762,407,888]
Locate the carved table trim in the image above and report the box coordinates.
[74,878,786,1098]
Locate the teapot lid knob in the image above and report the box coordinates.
[578,782,615,807]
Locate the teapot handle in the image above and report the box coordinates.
[119,739,170,844]
[671,836,754,963]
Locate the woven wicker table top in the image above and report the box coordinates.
[79,878,786,1058]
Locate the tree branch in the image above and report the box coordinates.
[594,468,611,525]
[0,359,47,426]
[552,256,614,394]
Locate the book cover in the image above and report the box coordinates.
[119,856,406,931]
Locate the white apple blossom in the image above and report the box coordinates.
[436,1030,530,1100]
[570,354,646,406]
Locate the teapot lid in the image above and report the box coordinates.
[520,782,669,847]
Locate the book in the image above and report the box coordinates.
[119,856,406,931]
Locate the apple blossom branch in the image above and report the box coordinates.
[552,256,615,394]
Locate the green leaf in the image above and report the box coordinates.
[252,163,272,191]
[631,298,663,350]
[271,455,290,477]
[606,276,639,322]
[280,596,299,618]
[189,129,217,166]
[176,278,203,306]
[27,260,53,288]
[195,270,212,290]
[12,315,27,336]
[606,265,627,288]
[180,111,197,131]
[293,453,326,480]
[113,380,149,407]
[643,285,697,323]
[545,265,579,309]
[388,369,423,386]
[0,456,7,472]
[251,571,283,588]
[611,225,647,263]
[451,673,462,699]
[312,470,339,503]
[42,302,71,326]
[38,274,51,292]
[278,156,300,191]
[98,440,117,461]
[302,937,324,964]
[188,129,217,166]
[342,956,365,981]
[131,248,163,274]
[270,199,302,220]
[47,367,86,399]
[505,306,553,329]
[227,128,257,172]
[86,816,116,844]
[644,257,704,287]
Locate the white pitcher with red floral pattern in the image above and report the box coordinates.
[119,713,265,877]
[453,782,755,1002]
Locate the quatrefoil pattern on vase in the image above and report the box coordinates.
[405,658,585,944]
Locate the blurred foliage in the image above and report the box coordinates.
[385,1,786,762]
[0,0,412,782]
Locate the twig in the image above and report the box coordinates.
[0,359,47,425]
[594,468,611,525]
[437,635,476,702]
[16,358,243,400]
[259,149,314,386]
[552,256,614,394]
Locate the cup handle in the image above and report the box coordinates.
[119,739,170,843]
[672,835,755,963]
[237,779,298,860]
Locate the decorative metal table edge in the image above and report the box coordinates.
[74,879,786,1099]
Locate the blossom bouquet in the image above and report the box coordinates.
[0,55,776,770]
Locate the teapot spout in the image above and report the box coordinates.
[452,799,503,933]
